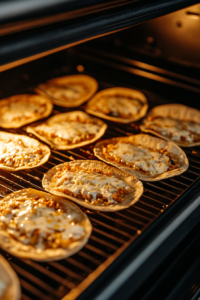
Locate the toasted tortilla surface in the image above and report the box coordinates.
[42,160,143,212]
[94,134,189,181]
[0,255,21,300]
[86,87,148,123]
[0,94,53,128]
[35,74,98,107]
[140,104,200,147]
[0,189,92,261]
[0,131,51,171]
[26,111,107,150]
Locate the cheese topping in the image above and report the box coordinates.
[103,142,176,176]
[0,196,85,251]
[144,117,200,143]
[93,96,142,118]
[52,166,132,205]
[34,121,101,145]
[1,100,45,122]
[0,138,44,168]
[42,83,87,101]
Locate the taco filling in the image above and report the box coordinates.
[91,95,143,118]
[102,142,178,176]
[143,116,200,143]
[0,99,46,123]
[51,165,132,205]
[0,138,45,168]
[0,196,85,251]
[40,82,89,102]
[33,120,101,145]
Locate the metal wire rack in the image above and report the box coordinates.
[0,43,200,299]
[0,96,200,299]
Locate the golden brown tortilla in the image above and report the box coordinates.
[140,104,200,147]
[42,160,144,212]
[94,134,189,181]
[86,87,148,123]
[26,111,107,150]
[0,255,21,300]
[35,74,98,107]
[0,131,51,171]
[0,189,92,262]
[0,94,53,128]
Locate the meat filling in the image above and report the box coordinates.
[51,165,132,205]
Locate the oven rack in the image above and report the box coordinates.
[0,104,200,300]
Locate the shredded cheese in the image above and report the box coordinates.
[0,138,44,168]
[34,121,101,145]
[0,196,85,251]
[93,96,142,118]
[52,166,132,205]
[103,142,175,176]
[0,100,45,122]
[43,83,87,101]
[144,117,200,143]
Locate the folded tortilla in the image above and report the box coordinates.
[26,111,107,150]
[86,87,148,123]
[42,160,144,212]
[0,254,21,300]
[0,94,53,128]
[140,104,200,147]
[35,74,98,107]
[0,131,51,171]
[94,134,189,181]
[0,189,92,262]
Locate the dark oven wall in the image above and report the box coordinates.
[115,3,200,69]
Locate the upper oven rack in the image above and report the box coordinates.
[0,47,200,300]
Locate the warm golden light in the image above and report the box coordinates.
[77,65,84,72]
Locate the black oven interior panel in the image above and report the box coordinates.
[74,41,200,103]
[148,222,200,300]
[121,221,200,300]
[0,0,199,68]
[116,3,200,69]
[0,45,200,300]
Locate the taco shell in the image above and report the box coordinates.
[0,94,53,128]
[0,131,51,171]
[0,255,21,300]
[42,160,144,212]
[86,87,148,123]
[94,134,189,181]
[140,104,200,147]
[26,111,107,150]
[0,189,92,262]
[35,74,98,107]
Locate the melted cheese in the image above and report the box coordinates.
[35,121,101,143]
[1,101,45,122]
[183,121,200,134]
[145,117,200,142]
[44,84,86,101]
[0,198,84,251]
[53,169,131,204]
[105,143,170,175]
[95,96,142,117]
[0,139,44,168]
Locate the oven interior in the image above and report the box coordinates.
[0,4,200,300]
